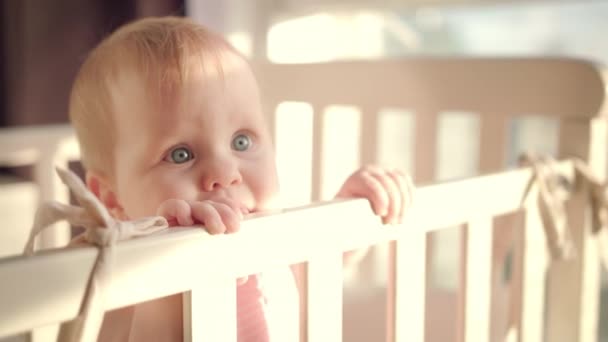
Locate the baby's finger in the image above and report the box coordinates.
[212,197,245,218]
[208,201,241,233]
[386,169,410,224]
[189,201,226,234]
[370,170,401,224]
[358,170,390,218]
[156,199,193,226]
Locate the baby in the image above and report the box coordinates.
[69,16,412,341]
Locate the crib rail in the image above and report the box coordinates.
[0,124,79,250]
[256,58,605,119]
[0,57,605,342]
[0,160,578,341]
[0,124,78,167]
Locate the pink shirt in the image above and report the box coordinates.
[238,268,299,342]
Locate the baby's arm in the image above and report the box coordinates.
[336,165,415,266]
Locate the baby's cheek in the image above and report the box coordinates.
[122,192,160,219]
[119,185,182,219]
[253,177,280,210]
[149,184,199,214]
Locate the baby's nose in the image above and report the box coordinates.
[199,159,242,191]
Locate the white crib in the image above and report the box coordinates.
[0,57,606,342]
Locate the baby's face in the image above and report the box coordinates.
[108,54,279,219]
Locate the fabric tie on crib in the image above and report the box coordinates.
[571,158,608,271]
[520,153,608,269]
[519,153,576,260]
[23,167,168,342]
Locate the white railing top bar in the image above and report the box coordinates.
[0,124,78,166]
[255,58,605,118]
[0,159,576,337]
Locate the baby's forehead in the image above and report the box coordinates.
[113,47,250,94]
[108,51,260,119]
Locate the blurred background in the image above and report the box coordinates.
[3,0,608,126]
[0,0,607,341]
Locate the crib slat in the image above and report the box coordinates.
[476,114,506,342]
[377,109,413,173]
[183,277,236,342]
[33,148,72,250]
[519,197,548,342]
[30,325,58,342]
[311,104,325,202]
[545,118,607,342]
[386,230,426,342]
[414,109,438,339]
[307,253,343,342]
[545,189,592,342]
[360,105,379,166]
[462,217,493,342]
[275,101,315,207]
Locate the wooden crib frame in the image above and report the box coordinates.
[0,57,606,342]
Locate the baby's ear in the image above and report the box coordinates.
[85,170,126,219]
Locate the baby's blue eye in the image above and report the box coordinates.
[168,147,193,164]
[232,134,252,151]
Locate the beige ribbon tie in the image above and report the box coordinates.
[23,167,168,342]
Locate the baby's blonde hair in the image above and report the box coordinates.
[69,16,240,177]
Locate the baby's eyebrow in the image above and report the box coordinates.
[139,137,175,161]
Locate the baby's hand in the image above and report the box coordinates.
[156,198,246,234]
[336,165,414,225]
[157,198,251,285]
